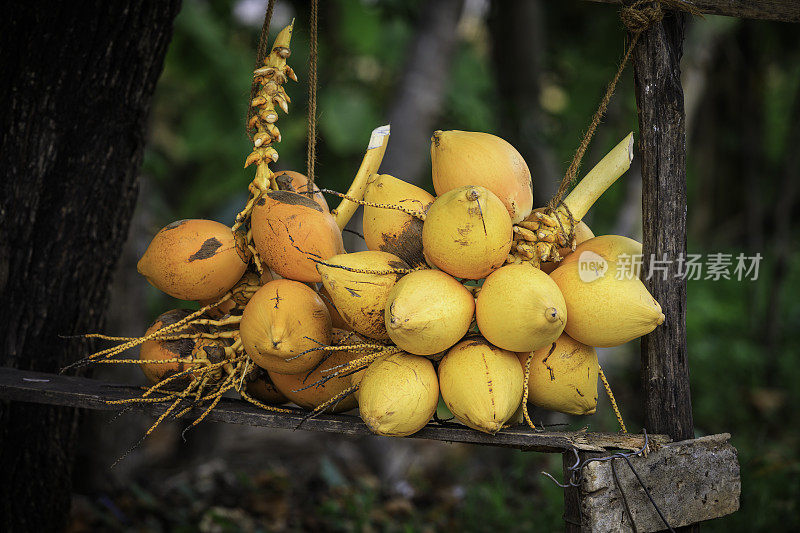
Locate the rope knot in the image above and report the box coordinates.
[621,1,664,33]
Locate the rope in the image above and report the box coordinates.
[599,365,627,433]
[548,0,702,211]
[246,0,277,141]
[307,0,319,184]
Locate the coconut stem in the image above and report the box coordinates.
[332,125,391,229]
[560,132,634,221]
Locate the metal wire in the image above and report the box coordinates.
[540,430,675,532]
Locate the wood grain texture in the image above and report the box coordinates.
[0,367,672,453]
[633,11,695,444]
[586,0,800,23]
[581,434,741,532]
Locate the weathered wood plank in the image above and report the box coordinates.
[0,367,670,453]
[580,434,741,532]
[586,0,800,23]
[633,8,695,444]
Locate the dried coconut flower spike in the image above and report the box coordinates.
[233,21,297,235]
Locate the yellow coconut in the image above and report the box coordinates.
[422,185,513,279]
[431,130,533,223]
[137,219,249,301]
[517,333,599,415]
[239,279,332,373]
[385,269,474,355]
[540,220,595,274]
[139,309,207,385]
[273,169,329,212]
[268,330,363,412]
[438,337,523,434]
[245,367,288,405]
[316,251,409,340]
[358,351,439,437]
[559,235,642,271]
[363,173,434,267]
[476,264,566,352]
[550,260,664,347]
[251,190,344,282]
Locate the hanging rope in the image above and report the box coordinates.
[246,0,277,142]
[548,0,702,211]
[307,0,319,185]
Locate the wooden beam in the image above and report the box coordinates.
[0,367,671,453]
[587,0,800,23]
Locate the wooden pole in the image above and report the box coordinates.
[633,6,696,533]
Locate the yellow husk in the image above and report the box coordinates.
[517,333,599,415]
[431,130,533,223]
[560,234,642,267]
[550,260,664,347]
[422,186,513,279]
[385,269,474,355]
[316,251,410,340]
[438,337,523,434]
[363,173,433,267]
[359,351,439,436]
[476,264,566,352]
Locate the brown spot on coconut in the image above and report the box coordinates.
[516,333,599,415]
[138,309,207,387]
[137,219,249,301]
[316,251,410,341]
[422,186,512,279]
[438,337,523,434]
[385,269,474,356]
[362,173,433,267]
[251,190,344,282]
[358,351,439,436]
[431,130,533,223]
[476,263,566,352]
[240,279,332,374]
[273,170,330,212]
[245,367,288,405]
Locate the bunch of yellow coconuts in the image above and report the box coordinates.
[134,129,664,438]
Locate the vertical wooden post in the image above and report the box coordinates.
[632,9,694,443]
[633,7,697,532]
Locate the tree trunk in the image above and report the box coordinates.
[0,1,181,529]
[380,0,464,185]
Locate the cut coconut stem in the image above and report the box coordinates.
[560,132,634,221]
[332,125,391,229]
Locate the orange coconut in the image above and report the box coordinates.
[139,309,207,385]
[239,279,332,374]
[431,130,533,223]
[363,173,433,267]
[268,330,364,412]
[422,185,513,279]
[273,170,329,212]
[245,368,288,405]
[559,234,642,269]
[137,219,250,301]
[251,190,344,282]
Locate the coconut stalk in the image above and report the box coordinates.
[332,124,391,229]
[233,21,297,236]
[509,132,634,267]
